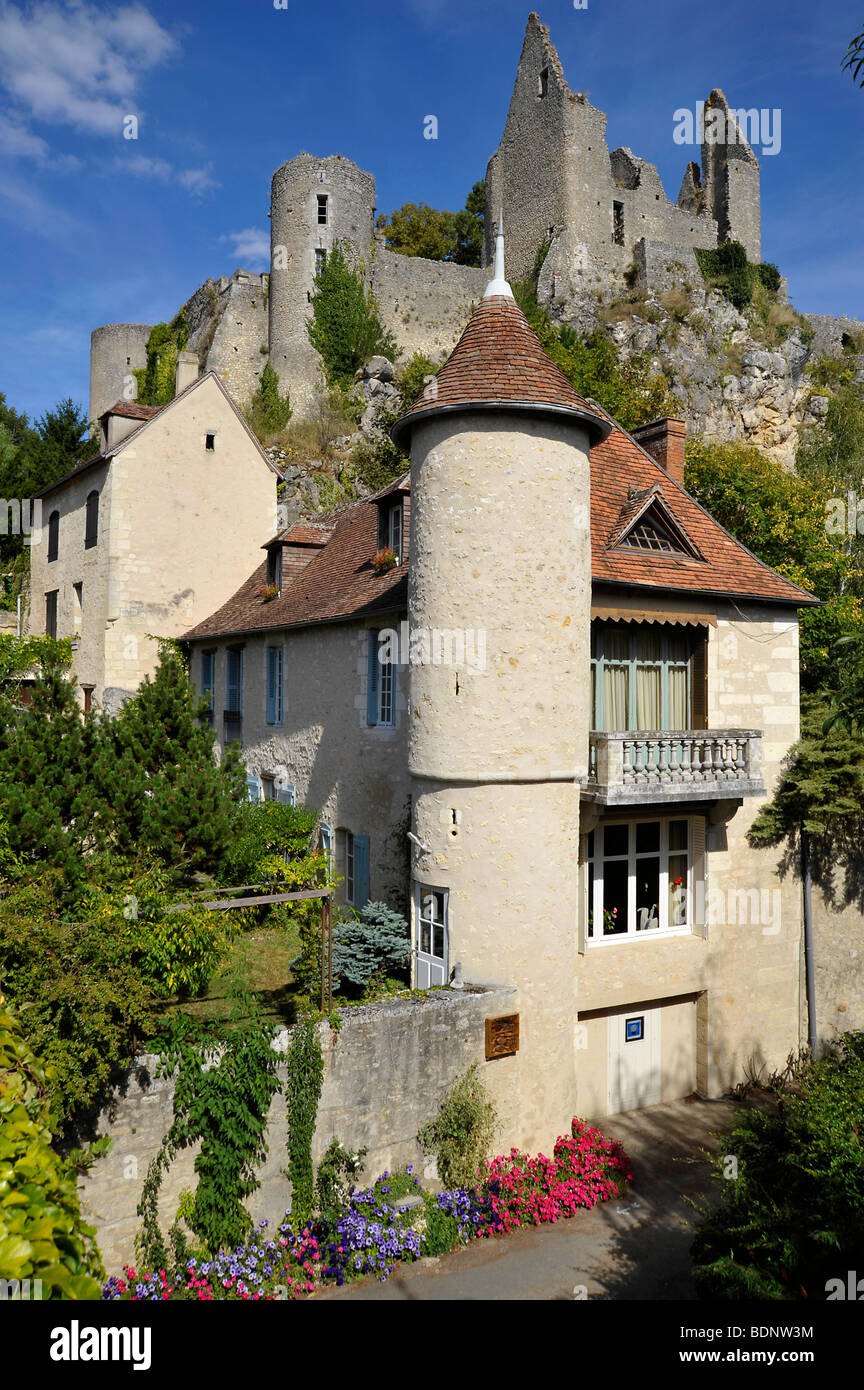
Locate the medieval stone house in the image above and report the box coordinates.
[29,359,279,712]
[183,236,817,1140]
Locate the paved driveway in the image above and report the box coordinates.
[317,1097,738,1301]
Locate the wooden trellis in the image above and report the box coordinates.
[166,883,335,1013]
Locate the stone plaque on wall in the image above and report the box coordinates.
[485,1013,519,1059]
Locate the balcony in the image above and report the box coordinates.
[585,729,764,806]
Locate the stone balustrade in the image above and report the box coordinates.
[586,729,764,805]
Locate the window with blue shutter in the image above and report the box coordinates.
[276,784,295,806]
[246,774,261,803]
[201,651,215,718]
[366,631,379,725]
[353,834,370,909]
[266,646,283,725]
[226,648,244,714]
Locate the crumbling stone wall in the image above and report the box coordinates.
[371,249,486,363]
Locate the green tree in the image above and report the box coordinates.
[134,314,189,407]
[0,651,100,889]
[842,26,864,85]
[376,181,485,266]
[684,437,864,692]
[105,646,247,881]
[307,243,398,391]
[247,361,292,439]
[0,395,89,575]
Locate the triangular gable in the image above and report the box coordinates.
[606,483,705,561]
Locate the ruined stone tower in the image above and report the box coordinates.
[89,323,152,425]
[392,230,610,1148]
[269,153,376,416]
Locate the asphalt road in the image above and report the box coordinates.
[317,1096,737,1302]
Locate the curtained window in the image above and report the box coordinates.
[591,622,695,731]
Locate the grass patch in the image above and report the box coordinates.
[156,918,304,1031]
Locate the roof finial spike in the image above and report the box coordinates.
[483,207,514,299]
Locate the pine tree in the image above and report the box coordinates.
[0,654,97,887]
[108,646,247,879]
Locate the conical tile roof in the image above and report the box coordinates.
[391,294,610,445]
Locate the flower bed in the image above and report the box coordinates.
[103,1118,631,1300]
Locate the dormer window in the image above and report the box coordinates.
[386,501,402,563]
[267,546,282,591]
[619,519,682,554]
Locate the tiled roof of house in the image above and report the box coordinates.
[391,295,610,445]
[589,405,816,605]
[184,501,407,641]
[182,414,816,643]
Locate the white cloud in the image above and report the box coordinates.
[0,2,177,138]
[220,227,270,267]
[115,154,220,198]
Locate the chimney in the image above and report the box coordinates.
[630,417,687,488]
[175,350,200,396]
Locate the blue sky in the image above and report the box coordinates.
[0,0,861,422]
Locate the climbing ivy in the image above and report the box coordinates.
[134,312,190,407]
[137,975,281,1261]
[284,1013,324,1223]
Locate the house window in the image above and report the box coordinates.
[47,510,59,563]
[225,647,244,742]
[613,201,625,246]
[343,831,370,907]
[81,685,94,713]
[538,66,549,98]
[200,650,215,720]
[367,629,395,728]
[320,823,333,874]
[205,432,216,452]
[586,818,692,941]
[619,519,684,553]
[84,491,99,549]
[262,774,276,801]
[415,884,449,987]
[267,547,282,590]
[45,590,58,639]
[314,248,327,277]
[387,501,402,562]
[591,622,693,732]
[317,194,328,225]
[72,583,83,632]
[266,646,283,725]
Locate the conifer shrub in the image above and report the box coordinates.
[307,242,398,390]
[246,362,292,440]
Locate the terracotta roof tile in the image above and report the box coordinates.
[103,401,162,421]
[391,295,609,444]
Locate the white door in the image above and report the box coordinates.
[607,1006,662,1113]
[415,886,448,988]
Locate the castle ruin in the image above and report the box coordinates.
[88,13,834,426]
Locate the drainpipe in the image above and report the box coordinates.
[801,827,818,1057]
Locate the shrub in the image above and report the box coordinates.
[418,1063,498,1188]
[315,1139,367,1223]
[293,899,410,998]
[691,1033,864,1299]
[307,242,399,390]
[284,1014,324,1223]
[0,1005,104,1297]
[134,313,189,407]
[246,362,292,439]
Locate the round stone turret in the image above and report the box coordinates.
[269,153,376,416]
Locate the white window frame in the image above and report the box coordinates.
[320,822,333,874]
[584,816,694,945]
[387,501,402,562]
[378,648,394,727]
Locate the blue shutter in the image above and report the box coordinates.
[246,774,261,803]
[276,647,283,723]
[366,631,379,725]
[277,784,295,806]
[266,648,277,724]
[353,834,370,908]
